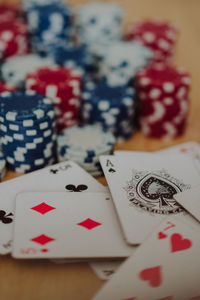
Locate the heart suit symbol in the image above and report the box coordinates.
[139,265,162,287]
[171,233,192,253]
[158,231,167,239]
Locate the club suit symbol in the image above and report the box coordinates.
[65,184,88,192]
[0,210,13,224]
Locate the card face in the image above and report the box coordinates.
[90,260,123,281]
[115,141,200,175]
[93,217,200,300]
[100,154,200,245]
[157,141,200,157]
[115,141,200,157]
[174,186,200,223]
[0,161,107,254]
[12,192,134,259]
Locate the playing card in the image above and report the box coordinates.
[12,191,134,259]
[157,141,200,157]
[174,185,200,223]
[115,141,200,157]
[115,141,200,174]
[0,161,107,254]
[100,153,200,245]
[93,217,200,300]
[90,260,124,281]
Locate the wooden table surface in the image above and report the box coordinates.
[1,0,200,299]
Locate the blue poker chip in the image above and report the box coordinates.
[27,3,71,53]
[27,3,71,34]
[1,122,56,141]
[1,120,56,138]
[80,79,137,141]
[52,44,94,73]
[0,111,55,130]
[2,139,57,162]
[0,91,54,122]
[22,0,63,12]
[3,140,57,158]
[0,151,6,180]
[7,156,57,173]
[1,132,56,149]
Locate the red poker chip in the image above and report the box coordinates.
[136,64,190,139]
[0,20,28,60]
[0,81,16,93]
[25,66,82,133]
[140,119,186,139]
[126,20,178,62]
[0,4,20,21]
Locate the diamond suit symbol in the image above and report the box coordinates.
[31,202,56,215]
[31,234,55,245]
[77,218,102,230]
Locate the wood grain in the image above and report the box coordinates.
[0,0,200,299]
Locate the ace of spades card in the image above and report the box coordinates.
[100,153,200,245]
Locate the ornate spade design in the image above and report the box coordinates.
[137,175,180,210]
[124,169,190,215]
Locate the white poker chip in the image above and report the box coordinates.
[100,41,152,86]
[75,2,124,47]
[57,125,115,175]
[57,125,115,156]
[2,54,54,87]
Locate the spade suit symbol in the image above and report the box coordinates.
[108,168,116,173]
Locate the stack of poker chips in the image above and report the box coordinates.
[126,20,178,62]
[100,41,152,87]
[136,64,191,139]
[0,19,28,60]
[81,80,136,141]
[0,91,57,173]
[1,54,54,88]
[26,2,71,55]
[25,66,82,133]
[74,2,124,57]
[0,151,6,181]
[57,125,115,177]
